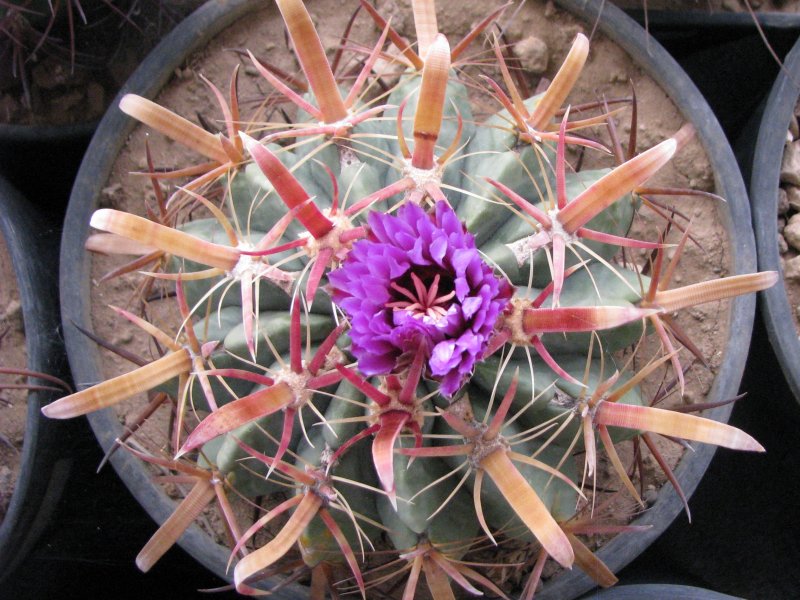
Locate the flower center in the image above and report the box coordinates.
[386,268,456,321]
[327,200,512,396]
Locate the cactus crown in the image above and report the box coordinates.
[46,1,776,598]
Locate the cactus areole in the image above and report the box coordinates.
[54,0,774,598]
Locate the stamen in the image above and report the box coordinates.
[387,271,456,321]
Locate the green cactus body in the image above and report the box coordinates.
[472,353,644,449]
[55,2,765,595]
[375,387,481,558]
[434,389,580,541]
[524,263,650,355]
[471,443,578,543]
[177,47,651,588]
[294,430,382,569]
[377,444,479,556]
[213,401,307,497]
[321,378,368,448]
[229,147,330,237]
[482,170,636,288]
[459,97,553,242]
[186,311,334,408]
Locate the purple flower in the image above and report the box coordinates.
[328,201,511,396]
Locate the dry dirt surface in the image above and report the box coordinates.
[0,1,205,126]
[0,231,27,526]
[775,99,800,337]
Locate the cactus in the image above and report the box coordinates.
[46,1,778,598]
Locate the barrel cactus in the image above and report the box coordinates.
[46,1,776,597]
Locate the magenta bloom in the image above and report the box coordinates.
[328,201,511,396]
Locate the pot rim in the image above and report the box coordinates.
[0,121,98,144]
[581,583,742,600]
[749,37,800,404]
[621,9,800,31]
[60,1,756,598]
[0,174,71,583]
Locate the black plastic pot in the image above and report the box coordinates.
[0,175,73,583]
[623,10,800,141]
[60,1,757,598]
[748,37,800,403]
[579,584,741,599]
[0,122,96,218]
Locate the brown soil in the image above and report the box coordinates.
[0,54,119,127]
[0,231,27,526]
[83,0,731,596]
[780,245,800,338]
[0,1,204,126]
[785,263,800,335]
[777,100,800,337]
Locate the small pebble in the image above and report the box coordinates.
[99,184,122,209]
[174,67,193,80]
[779,233,789,254]
[783,213,800,251]
[87,82,106,117]
[1,300,23,333]
[0,94,20,121]
[779,187,790,215]
[781,141,800,186]
[513,36,549,75]
[783,255,800,280]
[609,70,628,84]
[787,186,800,212]
[32,60,69,90]
[113,332,134,346]
[102,183,122,197]
[51,90,83,113]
